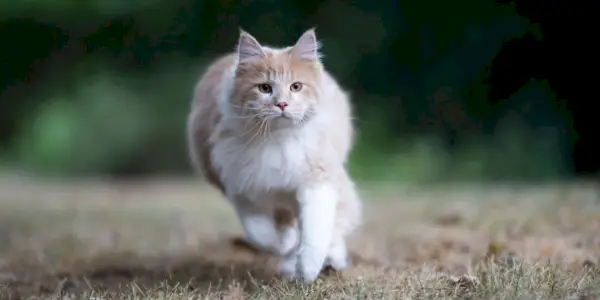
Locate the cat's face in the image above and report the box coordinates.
[229,29,323,128]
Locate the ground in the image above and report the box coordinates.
[0,177,599,299]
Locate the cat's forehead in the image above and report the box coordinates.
[262,45,292,55]
[236,46,317,79]
[263,47,296,68]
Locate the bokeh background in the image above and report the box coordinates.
[1,0,595,183]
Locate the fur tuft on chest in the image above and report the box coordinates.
[211,136,312,196]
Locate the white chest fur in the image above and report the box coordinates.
[210,125,319,200]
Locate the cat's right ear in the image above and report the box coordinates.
[237,29,265,64]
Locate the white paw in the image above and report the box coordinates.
[325,236,348,271]
[277,255,297,279]
[297,264,322,283]
[297,248,327,283]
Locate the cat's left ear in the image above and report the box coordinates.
[291,28,321,61]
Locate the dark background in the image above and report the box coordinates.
[1,0,596,183]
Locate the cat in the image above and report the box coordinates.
[186,28,362,283]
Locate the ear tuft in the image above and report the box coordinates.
[237,29,265,63]
[291,28,321,61]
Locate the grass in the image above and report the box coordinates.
[0,176,599,299]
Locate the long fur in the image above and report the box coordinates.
[186,28,362,283]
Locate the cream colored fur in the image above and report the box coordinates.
[186,28,362,283]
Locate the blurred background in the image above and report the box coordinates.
[1,0,596,183]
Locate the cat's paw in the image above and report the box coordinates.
[277,255,297,279]
[325,254,348,271]
[325,235,348,271]
[297,253,325,283]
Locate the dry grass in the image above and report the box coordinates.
[1,177,599,299]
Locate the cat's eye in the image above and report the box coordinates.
[290,82,303,92]
[258,83,272,94]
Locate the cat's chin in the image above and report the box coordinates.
[270,116,296,128]
[267,116,311,130]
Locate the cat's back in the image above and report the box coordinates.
[187,53,236,192]
[318,69,355,163]
[191,53,236,110]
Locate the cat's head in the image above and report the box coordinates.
[227,28,323,128]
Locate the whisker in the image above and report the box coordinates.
[296,107,315,125]
[258,120,270,146]
[235,118,262,139]
[228,103,259,111]
[234,118,269,152]
[227,113,262,120]
[265,120,276,147]
[350,117,366,123]
[247,119,268,149]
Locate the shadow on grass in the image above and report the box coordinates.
[1,236,351,298]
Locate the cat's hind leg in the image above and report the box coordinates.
[274,207,300,278]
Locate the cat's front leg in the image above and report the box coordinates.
[231,195,281,255]
[295,183,338,283]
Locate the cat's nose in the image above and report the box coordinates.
[275,102,288,111]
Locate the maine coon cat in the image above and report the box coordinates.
[186,28,362,283]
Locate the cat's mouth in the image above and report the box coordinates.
[270,112,297,125]
[268,110,306,124]
[278,111,293,120]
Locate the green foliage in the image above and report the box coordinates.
[0,0,573,181]
[6,56,202,175]
[14,71,150,174]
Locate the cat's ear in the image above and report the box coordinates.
[237,29,265,63]
[291,28,321,61]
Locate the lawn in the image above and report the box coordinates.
[0,177,599,299]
